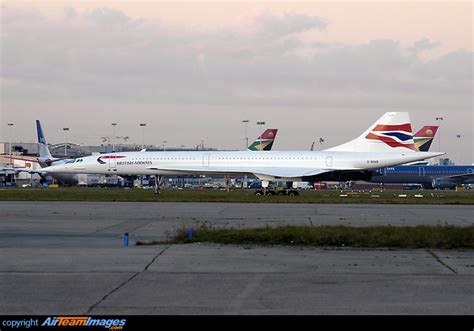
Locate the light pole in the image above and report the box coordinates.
[242,120,249,150]
[456,134,461,164]
[7,123,14,165]
[63,128,69,156]
[435,117,443,164]
[111,123,117,152]
[257,121,265,150]
[162,140,167,151]
[319,137,325,150]
[140,123,146,149]
[201,136,208,150]
[435,117,443,152]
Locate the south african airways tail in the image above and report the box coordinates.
[247,129,278,151]
[414,126,438,152]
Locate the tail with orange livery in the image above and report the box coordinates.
[247,129,278,151]
[414,126,438,152]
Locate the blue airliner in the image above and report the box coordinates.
[370,165,474,189]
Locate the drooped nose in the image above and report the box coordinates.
[42,165,68,173]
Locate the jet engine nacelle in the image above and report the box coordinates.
[303,170,373,183]
[432,178,456,190]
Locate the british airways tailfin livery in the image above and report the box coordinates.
[325,112,416,152]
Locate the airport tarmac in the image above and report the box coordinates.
[0,201,473,314]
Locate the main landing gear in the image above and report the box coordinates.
[254,189,299,196]
[154,175,163,194]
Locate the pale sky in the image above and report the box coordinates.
[1,1,473,162]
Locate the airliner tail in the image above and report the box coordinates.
[326,112,416,152]
[414,125,438,152]
[36,120,54,162]
[247,129,278,151]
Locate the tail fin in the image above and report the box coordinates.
[247,129,278,151]
[326,112,416,152]
[36,120,53,161]
[414,125,438,152]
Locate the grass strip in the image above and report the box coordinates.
[138,225,474,249]
[1,187,473,204]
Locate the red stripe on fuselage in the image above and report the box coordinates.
[100,156,127,159]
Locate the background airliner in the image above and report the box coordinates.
[36,120,78,184]
[247,129,278,151]
[413,126,439,152]
[42,112,444,191]
[36,120,77,168]
[371,165,474,189]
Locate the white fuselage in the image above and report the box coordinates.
[38,158,80,184]
[43,150,440,181]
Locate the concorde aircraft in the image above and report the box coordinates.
[41,112,444,193]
